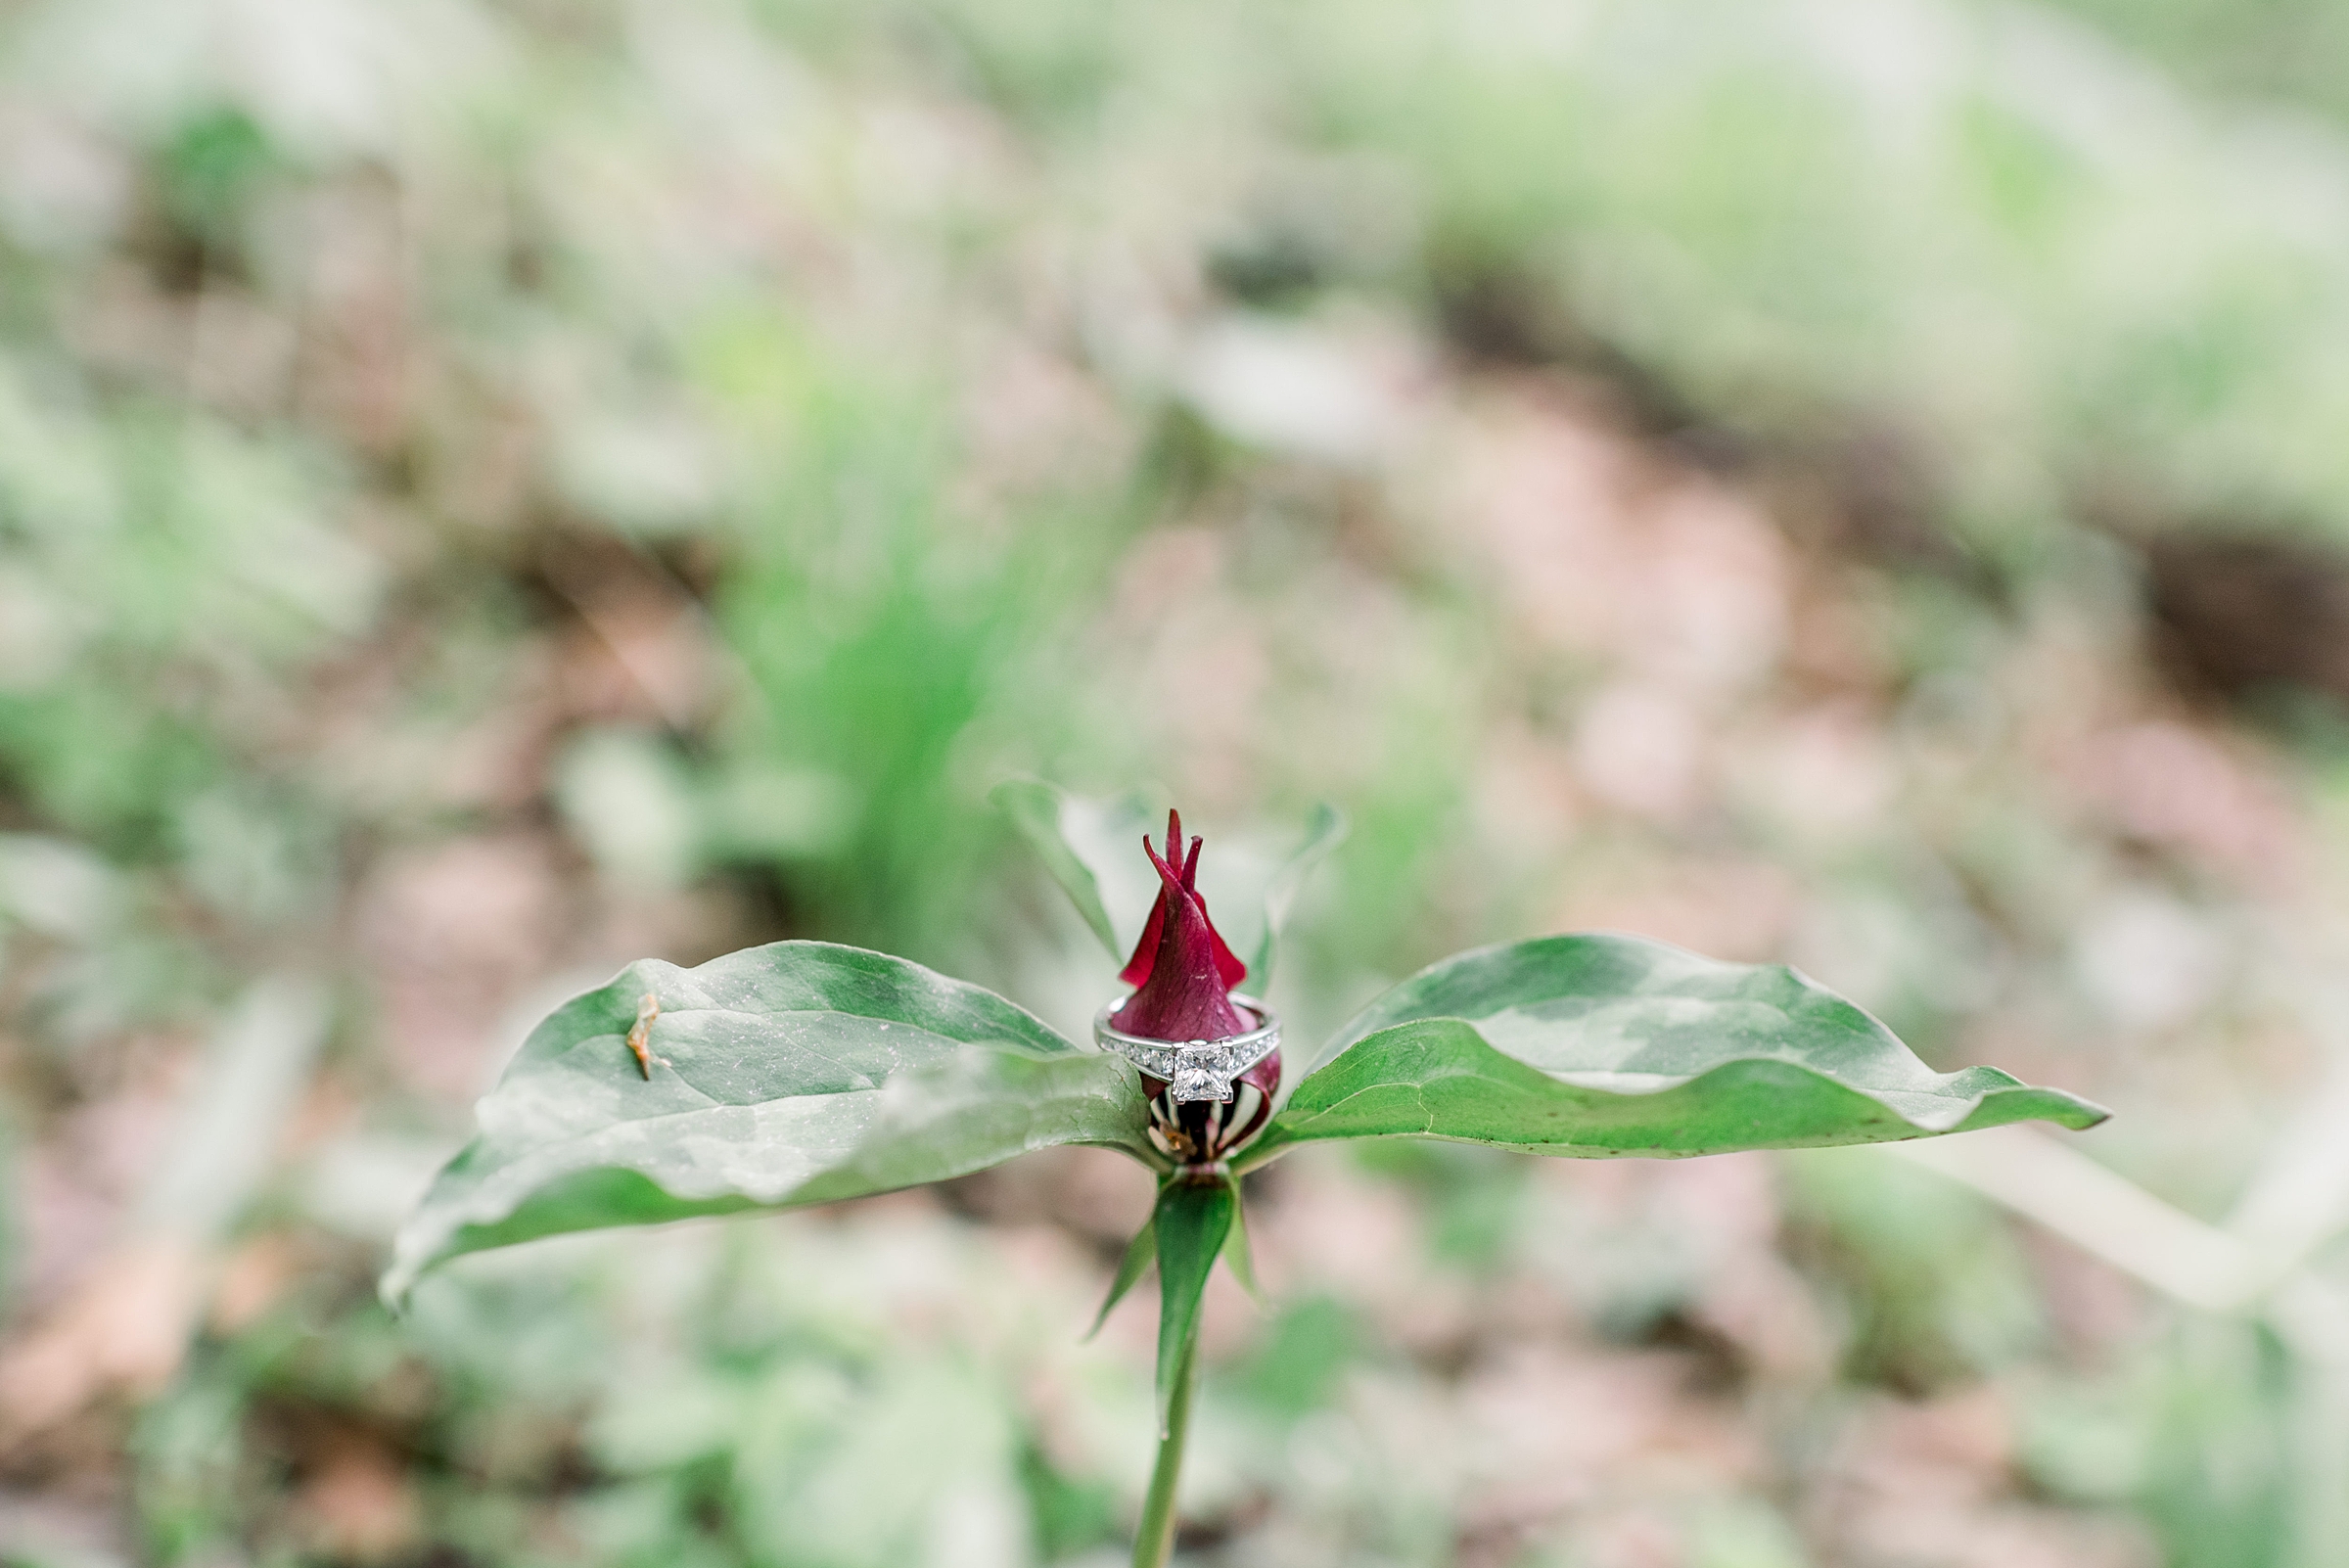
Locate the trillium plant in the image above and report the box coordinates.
[387,782,2108,1566]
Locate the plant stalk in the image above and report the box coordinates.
[1132,1320,1200,1568]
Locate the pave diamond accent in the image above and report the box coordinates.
[1093,996,1280,1104]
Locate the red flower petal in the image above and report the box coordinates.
[1115,811,1250,1041]
[1118,811,1247,992]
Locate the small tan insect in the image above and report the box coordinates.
[625,991,661,1080]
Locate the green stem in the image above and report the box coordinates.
[1132,1320,1200,1568]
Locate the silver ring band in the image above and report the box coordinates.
[1093,994,1280,1105]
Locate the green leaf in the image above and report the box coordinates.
[1085,1217,1155,1340]
[1152,1177,1235,1434]
[1242,803,1345,985]
[992,779,1345,986]
[1244,934,2108,1168]
[993,777,1128,957]
[384,942,1159,1306]
[1221,1184,1267,1306]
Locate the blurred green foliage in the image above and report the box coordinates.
[1783,1152,2044,1393]
[5,0,2349,1562]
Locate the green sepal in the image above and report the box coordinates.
[1221,1179,1267,1306]
[992,780,1345,987]
[1241,803,1345,984]
[1152,1176,1236,1436]
[1085,1217,1156,1341]
[993,778,1123,957]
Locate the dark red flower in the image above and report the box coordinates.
[1112,810,1279,1165]
[1115,809,1250,1041]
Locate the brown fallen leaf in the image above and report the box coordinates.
[0,1236,204,1452]
[210,1231,303,1335]
[298,1429,422,1562]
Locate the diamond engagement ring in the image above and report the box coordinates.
[1093,994,1280,1104]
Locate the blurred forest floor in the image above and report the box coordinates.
[9,1,2349,1565]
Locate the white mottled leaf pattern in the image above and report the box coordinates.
[384,942,1157,1304]
[1243,934,2107,1168]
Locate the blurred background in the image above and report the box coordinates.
[8,0,2349,1562]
